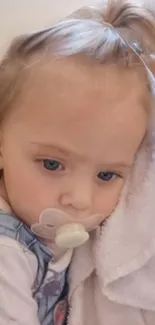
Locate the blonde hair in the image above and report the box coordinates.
[0,0,155,122]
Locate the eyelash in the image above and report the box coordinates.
[43,159,65,171]
[97,171,120,182]
[41,159,122,182]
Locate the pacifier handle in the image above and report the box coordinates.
[55,223,89,248]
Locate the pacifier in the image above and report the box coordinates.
[31,208,103,249]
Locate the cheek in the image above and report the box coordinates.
[94,179,125,218]
[2,155,59,224]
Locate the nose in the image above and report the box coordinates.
[59,176,93,214]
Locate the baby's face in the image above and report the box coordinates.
[0,58,148,226]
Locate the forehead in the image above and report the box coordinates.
[17,57,148,120]
[22,56,147,97]
[7,57,149,162]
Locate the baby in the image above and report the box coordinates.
[0,0,155,324]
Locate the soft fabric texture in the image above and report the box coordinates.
[67,61,155,324]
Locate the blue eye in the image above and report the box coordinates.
[98,171,117,182]
[43,159,63,171]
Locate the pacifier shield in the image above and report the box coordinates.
[31,223,55,239]
[31,208,103,249]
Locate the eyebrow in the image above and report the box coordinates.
[30,141,132,169]
[30,141,76,158]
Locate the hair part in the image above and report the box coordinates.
[0,0,155,122]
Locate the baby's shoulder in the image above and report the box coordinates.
[0,235,38,290]
[0,210,21,231]
[0,210,38,274]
